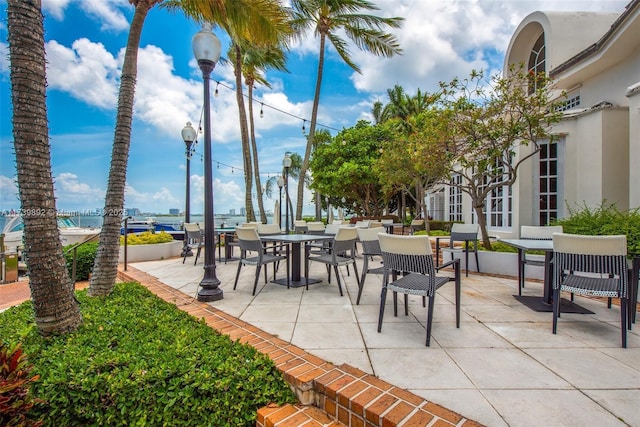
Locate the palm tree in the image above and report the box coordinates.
[89,0,163,297]
[289,0,403,220]
[89,0,291,296]
[7,0,82,334]
[241,44,289,223]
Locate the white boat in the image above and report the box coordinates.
[1,215,101,252]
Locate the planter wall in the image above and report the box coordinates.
[118,241,183,263]
[448,250,545,279]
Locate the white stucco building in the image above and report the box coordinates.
[432,0,640,238]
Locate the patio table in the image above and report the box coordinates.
[500,239,554,305]
[260,234,334,287]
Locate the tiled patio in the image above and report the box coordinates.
[124,248,639,427]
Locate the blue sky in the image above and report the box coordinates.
[0,0,629,216]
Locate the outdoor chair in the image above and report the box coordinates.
[409,219,425,234]
[306,222,326,235]
[294,220,308,234]
[305,226,360,296]
[552,233,628,348]
[354,220,370,229]
[356,227,385,304]
[518,225,563,295]
[440,223,480,276]
[182,222,204,265]
[233,226,289,295]
[378,234,461,346]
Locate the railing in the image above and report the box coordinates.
[63,232,101,283]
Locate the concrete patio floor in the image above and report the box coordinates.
[126,249,639,427]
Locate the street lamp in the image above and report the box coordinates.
[283,154,292,234]
[181,121,197,257]
[193,23,223,302]
[277,176,284,230]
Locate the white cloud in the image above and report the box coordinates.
[43,0,130,31]
[42,0,73,20]
[54,172,104,208]
[0,175,19,207]
[46,38,119,108]
[0,42,8,74]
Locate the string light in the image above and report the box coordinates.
[260,103,264,118]
[214,82,219,97]
[302,119,306,134]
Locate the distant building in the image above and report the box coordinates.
[240,207,246,216]
[430,0,640,236]
[125,208,140,217]
[169,208,180,215]
[229,209,236,216]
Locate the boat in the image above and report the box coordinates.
[1,215,101,252]
[120,217,181,235]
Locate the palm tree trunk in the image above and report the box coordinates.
[89,0,156,296]
[7,0,82,335]
[248,83,267,223]
[297,34,326,220]
[234,45,256,222]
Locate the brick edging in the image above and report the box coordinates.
[117,266,484,427]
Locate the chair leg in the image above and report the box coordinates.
[621,296,627,348]
[425,295,435,347]
[393,291,398,317]
[334,265,343,296]
[352,261,360,291]
[233,262,243,290]
[378,287,388,332]
[474,248,480,273]
[194,247,202,266]
[404,294,409,316]
[357,259,367,305]
[253,265,262,296]
[454,260,461,328]
[552,288,560,334]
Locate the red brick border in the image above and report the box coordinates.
[118,266,484,427]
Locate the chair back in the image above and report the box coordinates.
[331,227,358,255]
[236,226,263,252]
[369,221,384,228]
[553,233,628,293]
[521,225,563,240]
[239,222,259,229]
[184,222,202,242]
[381,219,394,225]
[379,234,435,277]
[324,224,342,235]
[354,220,370,228]
[358,227,383,256]
[450,223,479,242]
[306,222,326,234]
[257,223,281,235]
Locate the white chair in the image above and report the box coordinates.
[305,227,360,296]
[294,220,307,234]
[552,233,628,347]
[256,223,282,235]
[354,220,370,229]
[378,234,461,346]
[409,219,425,234]
[233,226,289,295]
[518,225,563,295]
[306,222,326,235]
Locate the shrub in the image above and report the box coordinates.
[0,342,42,427]
[120,230,174,246]
[0,282,297,426]
[63,242,98,281]
[551,203,640,255]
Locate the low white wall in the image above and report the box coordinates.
[118,241,183,263]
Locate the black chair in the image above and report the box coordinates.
[305,227,360,296]
[440,223,479,277]
[552,233,629,348]
[233,226,289,296]
[378,234,461,347]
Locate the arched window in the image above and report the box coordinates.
[528,33,545,94]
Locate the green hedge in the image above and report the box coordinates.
[63,241,98,281]
[551,203,640,255]
[0,282,296,426]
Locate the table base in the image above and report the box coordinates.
[271,277,322,288]
[514,295,594,314]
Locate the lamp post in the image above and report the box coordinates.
[283,154,292,234]
[193,23,223,302]
[277,176,284,230]
[181,121,196,257]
